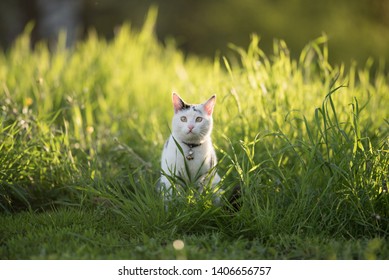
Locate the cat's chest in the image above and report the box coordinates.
[162,136,212,179]
[177,145,211,180]
[177,143,209,166]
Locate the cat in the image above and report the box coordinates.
[159,93,221,204]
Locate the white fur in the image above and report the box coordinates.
[159,93,221,203]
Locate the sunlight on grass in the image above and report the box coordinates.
[0,8,388,258]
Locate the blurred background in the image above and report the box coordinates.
[0,0,388,68]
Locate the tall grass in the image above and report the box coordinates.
[0,9,388,240]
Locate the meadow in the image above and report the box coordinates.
[1,11,388,259]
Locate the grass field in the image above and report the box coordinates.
[1,10,388,259]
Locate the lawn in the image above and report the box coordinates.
[1,10,388,259]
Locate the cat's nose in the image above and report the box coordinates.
[188,124,194,131]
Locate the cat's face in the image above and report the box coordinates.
[171,93,216,143]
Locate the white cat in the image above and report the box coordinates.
[159,93,221,204]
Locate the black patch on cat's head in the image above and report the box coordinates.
[191,105,201,113]
[177,100,191,111]
[180,102,191,111]
[173,93,191,113]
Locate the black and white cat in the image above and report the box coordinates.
[159,93,221,203]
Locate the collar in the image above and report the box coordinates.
[182,141,202,148]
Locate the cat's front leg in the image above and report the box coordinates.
[158,175,172,204]
[211,173,223,206]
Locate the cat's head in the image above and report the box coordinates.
[171,93,216,144]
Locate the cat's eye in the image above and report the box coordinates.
[195,117,203,122]
[180,116,187,122]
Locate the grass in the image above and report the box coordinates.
[1,208,388,259]
[0,9,388,259]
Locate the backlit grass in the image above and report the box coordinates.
[0,9,388,259]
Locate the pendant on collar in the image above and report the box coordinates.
[183,142,201,160]
[186,149,194,160]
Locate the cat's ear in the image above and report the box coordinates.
[203,95,216,116]
[172,93,187,113]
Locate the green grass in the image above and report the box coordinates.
[1,9,388,259]
[1,208,388,259]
